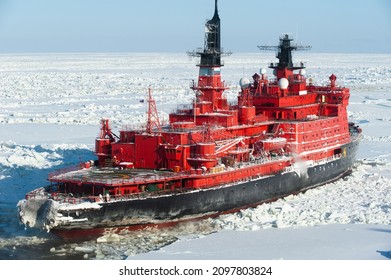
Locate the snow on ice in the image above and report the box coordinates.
[0,52,390,260]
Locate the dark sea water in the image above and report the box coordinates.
[0,145,219,260]
[0,147,97,260]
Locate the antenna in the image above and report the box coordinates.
[258,34,311,70]
[186,0,231,67]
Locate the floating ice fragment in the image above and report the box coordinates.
[280,203,294,214]
[96,233,120,243]
[75,246,95,254]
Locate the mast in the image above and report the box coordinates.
[187,0,230,113]
[146,87,161,134]
[200,0,221,67]
[187,0,225,67]
[258,34,311,79]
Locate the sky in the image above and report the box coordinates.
[0,0,390,53]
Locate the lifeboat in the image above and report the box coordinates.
[260,137,287,151]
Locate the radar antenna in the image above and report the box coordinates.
[258,34,311,70]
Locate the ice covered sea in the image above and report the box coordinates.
[0,52,390,260]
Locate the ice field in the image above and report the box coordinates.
[0,52,390,260]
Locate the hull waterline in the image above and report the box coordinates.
[49,138,359,240]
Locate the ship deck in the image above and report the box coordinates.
[48,166,190,186]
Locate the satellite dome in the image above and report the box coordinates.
[260,68,267,75]
[239,77,251,89]
[278,78,289,90]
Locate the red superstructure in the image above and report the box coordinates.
[18,0,361,238]
[91,31,352,196]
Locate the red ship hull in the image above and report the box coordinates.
[49,133,359,240]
